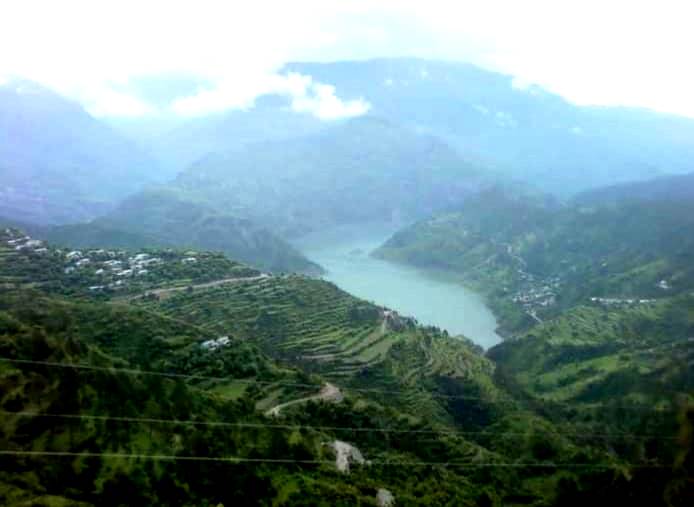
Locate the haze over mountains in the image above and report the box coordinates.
[2,57,694,271]
[2,48,694,505]
[0,79,165,224]
[172,116,486,236]
[285,59,694,192]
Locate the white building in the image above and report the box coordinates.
[200,336,231,350]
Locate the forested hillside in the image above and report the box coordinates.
[375,186,694,332]
[1,228,691,505]
[171,116,486,236]
[24,190,322,275]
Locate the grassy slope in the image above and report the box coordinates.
[375,189,694,332]
[1,232,691,505]
[372,189,694,502]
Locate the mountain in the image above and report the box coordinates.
[150,96,328,172]
[138,58,694,197]
[0,79,169,224]
[35,189,322,274]
[489,294,694,408]
[1,228,690,505]
[283,59,694,194]
[576,170,694,204]
[172,116,487,236]
[375,185,694,333]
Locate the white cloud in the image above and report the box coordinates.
[172,72,370,120]
[289,81,370,120]
[1,0,694,117]
[84,86,157,117]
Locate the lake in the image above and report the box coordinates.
[294,223,502,349]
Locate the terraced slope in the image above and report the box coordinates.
[138,275,413,379]
[3,230,691,504]
[490,298,694,407]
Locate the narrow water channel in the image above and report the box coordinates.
[295,223,502,349]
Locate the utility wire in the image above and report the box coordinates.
[0,450,671,468]
[1,410,679,440]
[1,357,684,411]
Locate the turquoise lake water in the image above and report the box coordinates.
[295,223,501,349]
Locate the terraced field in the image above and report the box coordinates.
[131,271,510,431]
[0,243,65,289]
[137,274,406,379]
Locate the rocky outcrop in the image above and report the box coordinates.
[327,440,365,473]
[376,488,395,506]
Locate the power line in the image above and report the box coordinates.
[0,450,670,468]
[1,410,678,440]
[0,356,683,411]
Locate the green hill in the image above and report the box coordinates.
[375,187,694,333]
[1,228,691,505]
[31,190,322,275]
[172,116,487,237]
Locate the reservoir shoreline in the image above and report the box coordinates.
[294,223,502,349]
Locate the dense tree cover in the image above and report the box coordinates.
[0,229,691,505]
[171,117,486,237]
[28,190,322,274]
[375,186,694,333]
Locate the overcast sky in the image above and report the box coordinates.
[1,0,693,118]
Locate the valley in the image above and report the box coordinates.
[295,223,502,349]
[1,36,693,505]
[1,208,691,505]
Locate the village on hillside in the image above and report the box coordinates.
[1,228,258,295]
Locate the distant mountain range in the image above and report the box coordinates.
[172,116,488,236]
[141,58,694,195]
[4,58,694,273]
[284,59,694,194]
[576,170,694,204]
[0,79,168,224]
[30,189,322,274]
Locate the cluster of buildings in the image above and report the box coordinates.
[3,229,47,254]
[62,250,165,291]
[510,276,561,314]
[2,227,211,295]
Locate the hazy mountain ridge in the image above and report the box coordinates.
[0,79,166,224]
[149,97,328,172]
[576,170,694,204]
[5,58,694,231]
[284,58,694,193]
[33,189,322,274]
[172,116,488,236]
